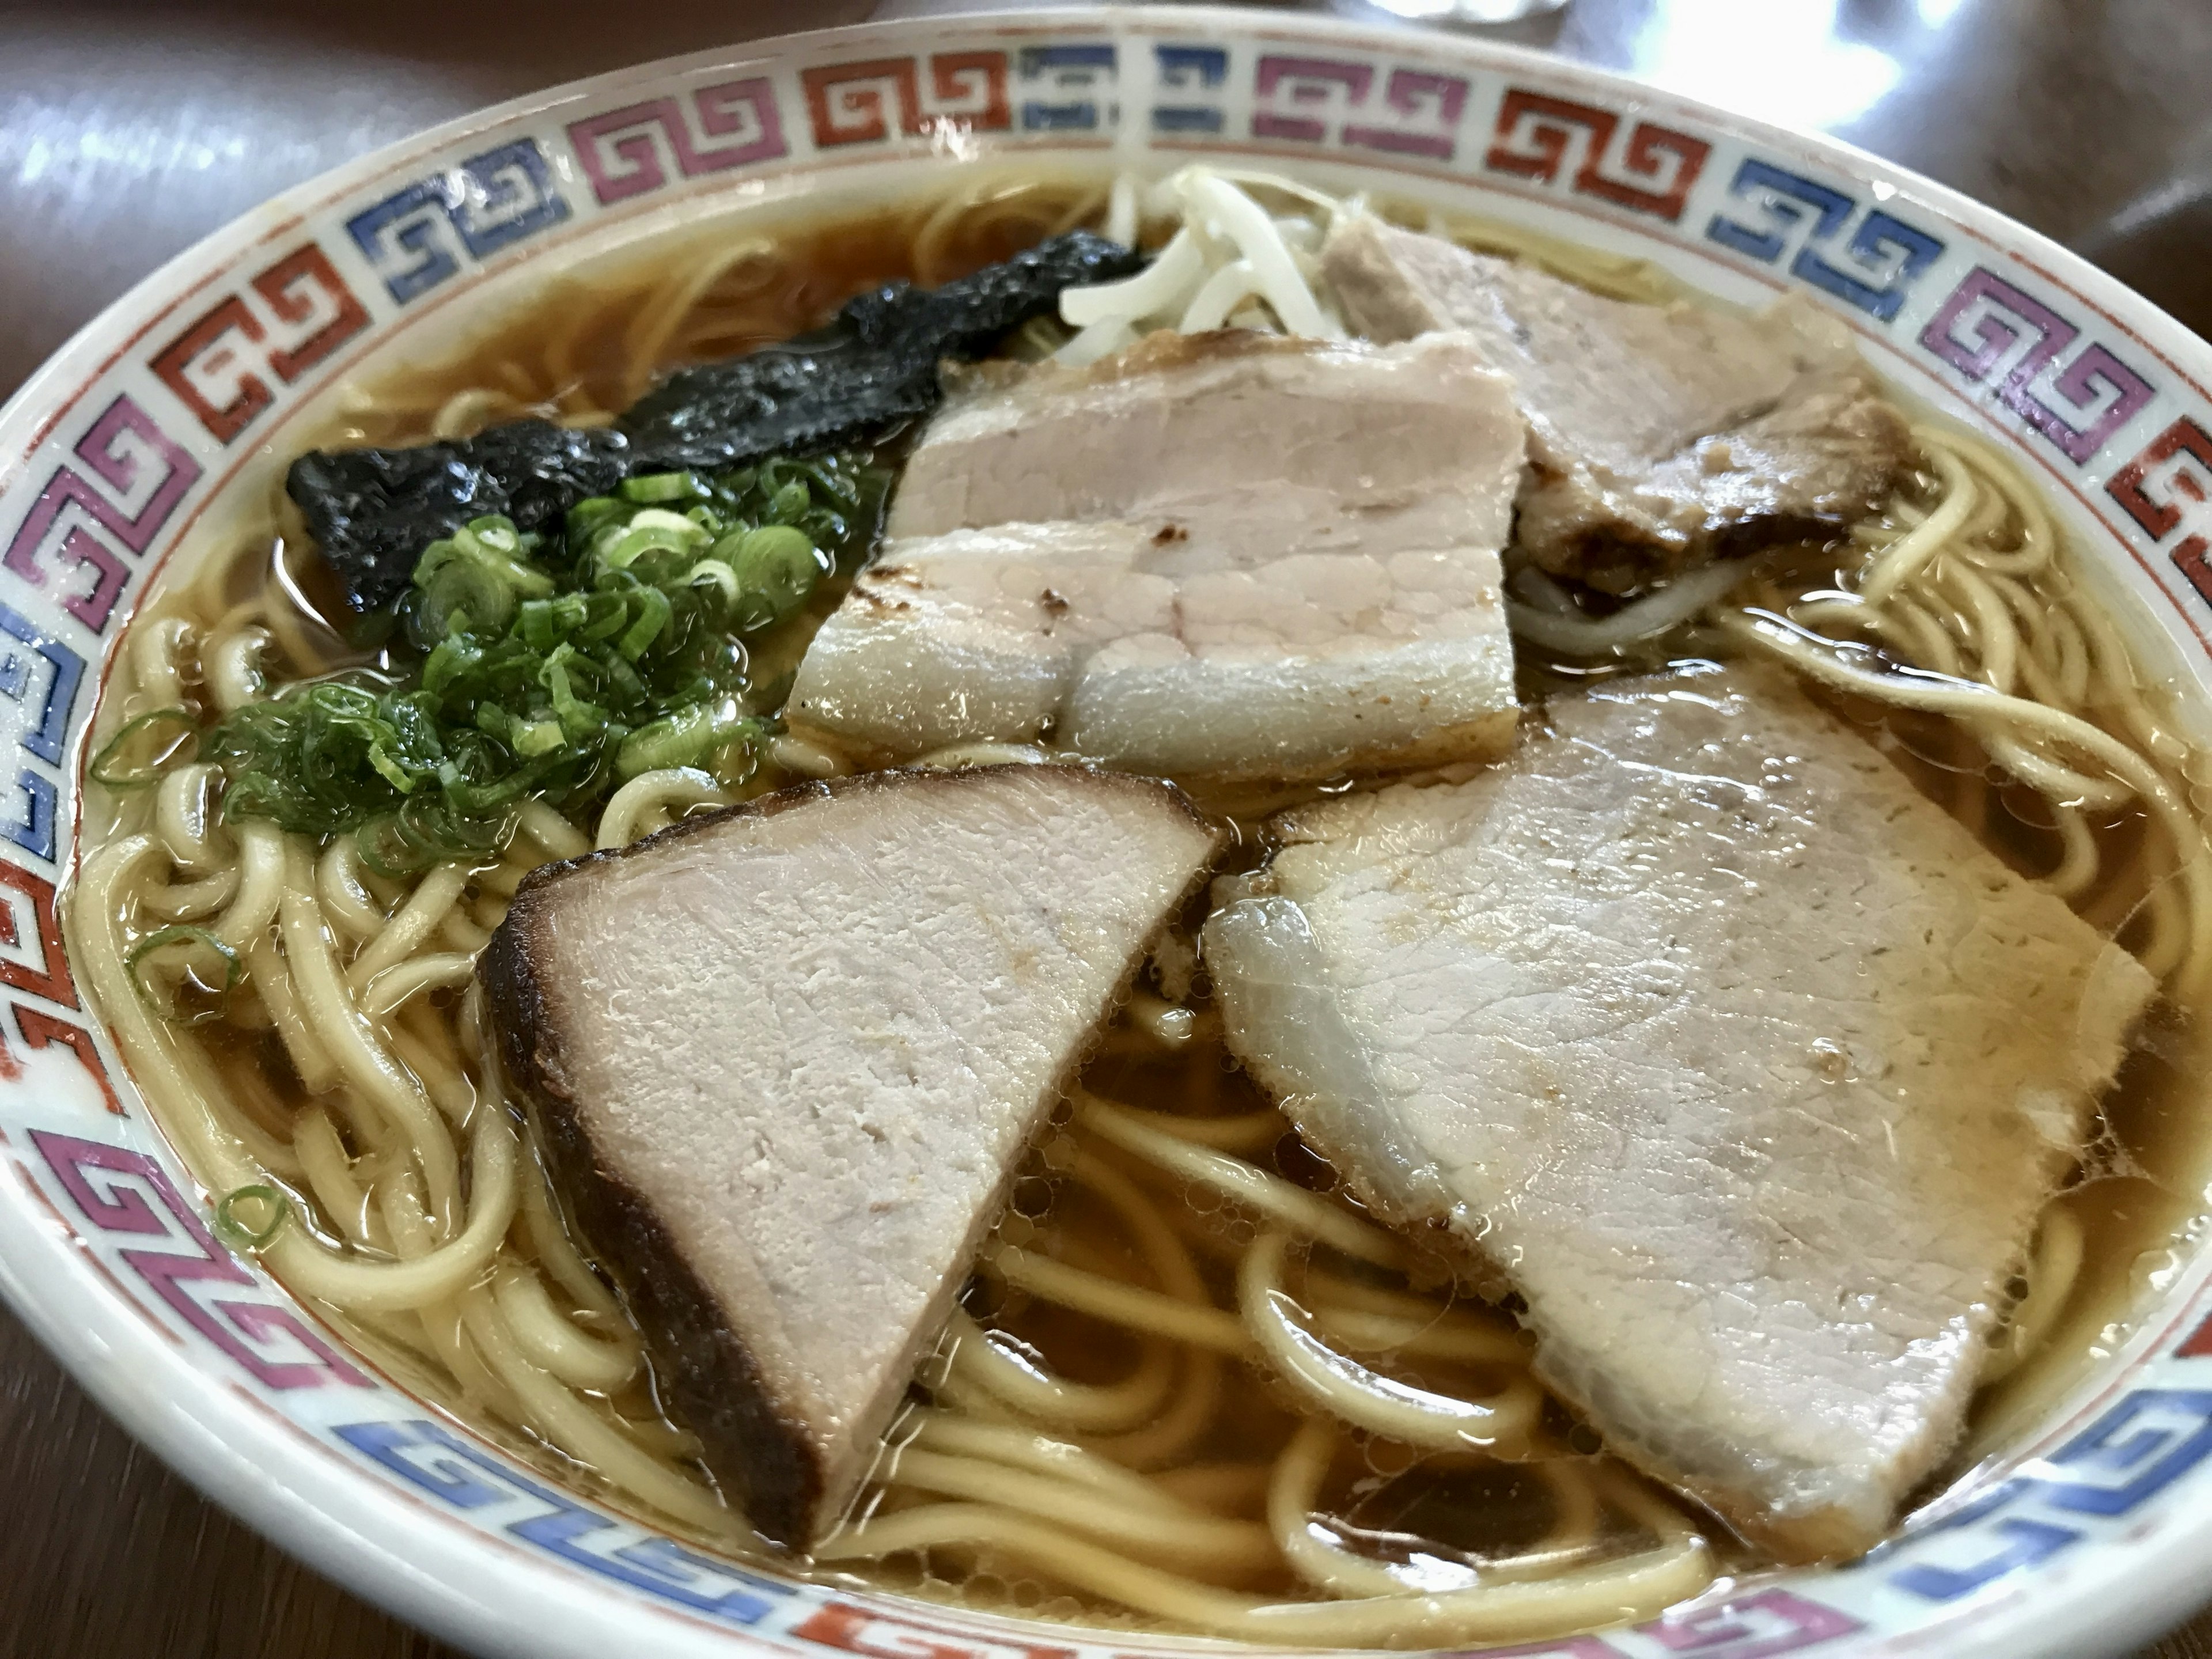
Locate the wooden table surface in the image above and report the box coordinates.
[1,1,2208,1654]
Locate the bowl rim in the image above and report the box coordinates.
[1,7,2209,1659]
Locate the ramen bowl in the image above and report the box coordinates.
[2,6,2209,1657]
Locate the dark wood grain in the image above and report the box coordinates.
[0,1305,451,1659]
[0,1,2206,1654]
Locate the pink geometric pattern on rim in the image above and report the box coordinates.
[2,396,200,632]
[566,79,788,207]
[1349,68,1471,160]
[1252,55,1469,160]
[1252,55,1372,142]
[1643,1589,1863,1656]
[800,54,1011,149]
[31,1130,374,1391]
[1918,267,2156,465]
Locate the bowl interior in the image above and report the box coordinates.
[2,9,2210,1659]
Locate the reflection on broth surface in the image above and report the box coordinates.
[66,165,2212,1644]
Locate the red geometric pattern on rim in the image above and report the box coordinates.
[801,53,1011,149]
[0,859,75,1009]
[2109,415,2212,605]
[2182,1313,2212,1360]
[148,243,370,444]
[12,1004,120,1114]
[791,1600,1075,1659]
[1483,88,1711,221]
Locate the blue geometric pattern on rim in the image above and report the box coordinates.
[336,1418,794,1624]
[1706,158,1945,323]
[0,601,82,770]
[0,756,55,863]
[346,139,573,305]
[1017,43,1116,131]
[1888,1388,2212,1600]
[1154,44,1229,133]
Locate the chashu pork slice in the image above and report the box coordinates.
[788,329,1526,782]
[1322,211,1911,593]
[482,765,1221,1547]
[1203,664,2154,1561]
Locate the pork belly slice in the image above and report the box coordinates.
[1321,212,1911,593]
[1203,664,2154,1560]
[788,329,1526,782]
[482,766,1221,1547]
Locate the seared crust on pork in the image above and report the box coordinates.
[1323,211,1911,593]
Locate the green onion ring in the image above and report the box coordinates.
[124,925,243,1025]
[213,1184,290,1252]
[89,707,199,790]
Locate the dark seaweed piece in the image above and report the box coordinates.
[290,230,1143,612]
[616,329,940,479]
[843,228,1145,350]
[622,229,1145,472]
[290,421,630,612]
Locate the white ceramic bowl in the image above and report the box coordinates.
[2,7,2208,1656]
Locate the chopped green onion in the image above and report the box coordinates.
[213,1184,290,1252]
[207,446,886,855]
[566,495,628,554]
[601,516,707,570]
[729,524,825,631]
[621,471,706,504]
[768,480,810,522]
[615,587,673,661]
[463,516,524,556]
[90,707,199,790]
[618,702,759,779]
[414,518,554,638]
[537,648,608,740]
[355,812,437,879]
[512,718,566,757]
[687,559,739,604]
[125,925,241,1025]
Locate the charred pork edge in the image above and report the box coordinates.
[479,910,830,1546]
[482,763,1224,1547]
